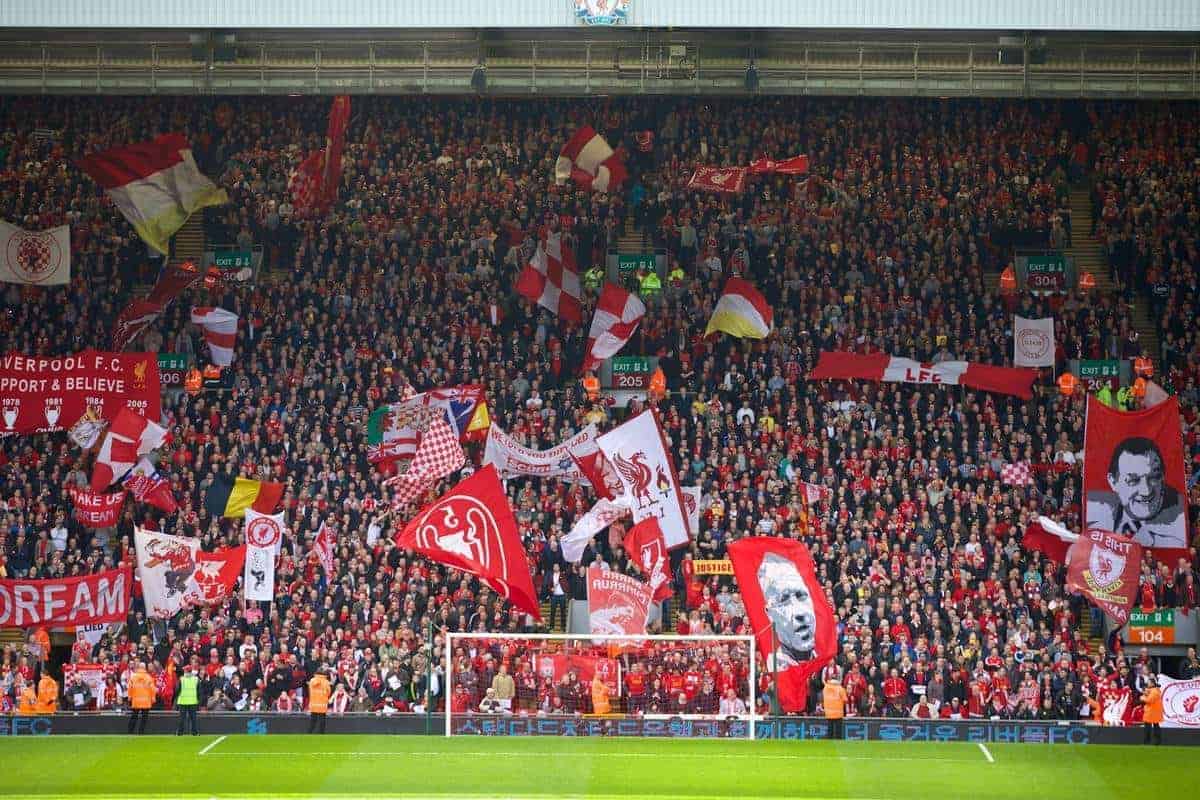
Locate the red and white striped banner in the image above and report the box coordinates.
[808,351,1037,399]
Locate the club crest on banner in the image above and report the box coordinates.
[245,515,282,549]
[413,494,508,584]
[1086,544,1125,594]
[1018,326,1051,361]
[576,0,629,25]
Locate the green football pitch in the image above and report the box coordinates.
[0,734,1191,799]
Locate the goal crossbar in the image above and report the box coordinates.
[445,632,756,739]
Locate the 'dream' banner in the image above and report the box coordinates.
[0,351,160,436]
[0,566,132,627]
[67,487,127,528]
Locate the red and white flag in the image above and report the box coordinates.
[77,133,227,255]
[385,415,466,510]
[555,126,626,194]
[67,487,127,528]
[190,307,238,367]
[587,566,653,636]
[1066,529,1143,625]
[112,299,165,353]
[1001,461,1034,487]
[123,458,178,514]
[809,351,1038,399]
[516,232,582,323]
[728,536,836,713]
[562,496,632,563]
[0,567,131,627]
[687,166,747,194]
[91,408,167,491]
[1013,316,1055,368]
[799,482,830,505]
[568,439,622,500]
[596,409,691,549]
[0,221,70,286]
[134,527,245,618]
[622,517,674,603]
[747,155,810,175]
[1023,515,1078,564]
[583,283,645,372]
[396,465,541,620]
[681,485,701,533]
[313,522,336,576]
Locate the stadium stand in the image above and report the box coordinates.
[0,94,1197,721]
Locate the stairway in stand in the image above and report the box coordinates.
[1077,606,1105,658]
[616,218,648,255]
[172,214,206,269]
[1065,187,1158,358]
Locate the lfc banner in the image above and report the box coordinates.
[728,537,836,713]
[1013,316,1055,368]
[0,567,131,627]
[135,528,245,618]
[396,465,541,620]
[0,221,70,286]
[1065,529,1142,624]
[587,566,653,636]
[0,351,161,437]
[687,166,747,194]
[483,424,598,482]
[68,487,127,528]
[596,409,691,549]
[623,518,674,603]
[1084,396,1190,554]
[535,652,619,696]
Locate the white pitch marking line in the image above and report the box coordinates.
[202,751,980,763]
[977,742,995,763]
[198,735,227,756]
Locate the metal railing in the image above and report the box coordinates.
[0,38,1197,98]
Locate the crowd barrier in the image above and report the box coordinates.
[3,712,1198,745]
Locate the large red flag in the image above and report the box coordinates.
[586,566,653,635]
[728,536,836,713]
[1066,529,1143,625]
[396,465,541,620]
[1084,396,1190,563]
[622,518,673,603]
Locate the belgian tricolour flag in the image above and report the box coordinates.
[205,476,283,519]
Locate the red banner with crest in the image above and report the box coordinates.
[0,350,160,437]
[587,566,653,636]
[1065,529,1143,625]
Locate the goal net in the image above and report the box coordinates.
[445,633,756,739]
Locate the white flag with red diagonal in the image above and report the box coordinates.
[91,409,167,491]
[555,126,626,194]
[515,232,582,323]
[313,522,336,576]
[583,283,645,372]
[799,482,829,505]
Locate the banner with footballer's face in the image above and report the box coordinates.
[1084,396,1191,560]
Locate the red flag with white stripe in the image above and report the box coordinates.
[516,232,582,323]
[583,283,645,372]
[555,126,626,194]
[809,351,1037,399]
[190,307,238,367]
[313,522,336,576]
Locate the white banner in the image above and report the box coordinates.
[134,527,199,619]
[244,545,275,602]
[1158,674,1200,728]
[595,409,691,549]
[243,509,285,555]
[483,423,597,482]
[681,486,700,534]
[562,496,632,563]
[1013,316,1055,367]
[0,221,70,285]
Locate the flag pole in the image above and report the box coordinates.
[425,615,434,736]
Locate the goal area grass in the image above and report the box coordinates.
[0,733,1193,799]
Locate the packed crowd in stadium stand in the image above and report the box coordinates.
[0,95,1197,720]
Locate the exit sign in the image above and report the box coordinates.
[1129,609,1174,644]
[609,356,651,389]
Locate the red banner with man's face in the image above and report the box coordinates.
[0,350,160,437]
[68,487,127,528]
[728,536,836,713]
[0,567,132,627]
[1066,529,1143,625]
[1084,396,1190,561]
[587,566,653,636]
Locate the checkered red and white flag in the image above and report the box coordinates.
[583,283,645,372]
[385,415,466,510]
[516,232,582,323]
[555,126,626,194]
[1001,461,1033,486]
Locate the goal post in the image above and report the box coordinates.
[445,632,756,740]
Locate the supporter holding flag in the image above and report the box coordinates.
[705,277,773,339]
[583,284,646,372]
